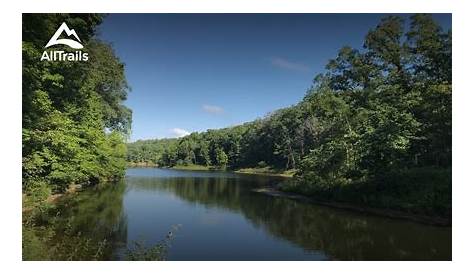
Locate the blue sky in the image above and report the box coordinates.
[97,14,451,141]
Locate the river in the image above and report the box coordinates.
[56,167,451,260]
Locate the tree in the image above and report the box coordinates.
[22,14,131,193]
[216,148,228,168]
[125,15,451,210]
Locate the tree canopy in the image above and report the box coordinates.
[22,14,132,196]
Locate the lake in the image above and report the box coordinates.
[59,167,452,260]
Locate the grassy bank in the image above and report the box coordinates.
[128,162,158,167]
[128,162,296,177]
[128,163,218,171]
[280,167,451,220]
[235,167,296,178]
[170,165,295,176]
[171,164,216,171]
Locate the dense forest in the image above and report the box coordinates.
[128,14,451,217]
[22,14,131,259]
[23,14,131,197]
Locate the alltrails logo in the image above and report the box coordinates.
[41,22,89,62]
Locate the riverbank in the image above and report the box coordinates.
[128,163,213,170]
[172,164,215,171]
[171,165,295,177]
[22,181,128,260]
[253,187,451,226]
[234,167,295,178]
[128,163,295,177]
[128,162,159,167]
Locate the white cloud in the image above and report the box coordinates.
[270,57,310,72]
[202,104,224,115]
[170,128,190,138]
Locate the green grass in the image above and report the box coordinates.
[127,162,158,167]
[235,167,296,177]
[171,164,215,171]
[170,164,296,177]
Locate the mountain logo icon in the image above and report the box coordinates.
[45,22,83,49]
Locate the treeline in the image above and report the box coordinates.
[128,15,451,216]
[128,125,257,169]
[23,14,131,198]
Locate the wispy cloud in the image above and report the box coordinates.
[202,104,224,115]
[170,128,190,138]
[270,57,310,72]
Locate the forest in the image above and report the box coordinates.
[23,14,131,196]
[22,14,132,259]
[128,14,452,217]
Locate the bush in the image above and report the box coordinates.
[283,167,451,217]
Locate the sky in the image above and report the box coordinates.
[97,14,451,142]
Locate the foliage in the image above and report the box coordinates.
[127,14,451,216]
[22,14,131,260]
[125,225,181,261]
[290,14,451,211]
[22,14,131,193]
[282,167,451,217]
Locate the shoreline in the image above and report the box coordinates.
[253,187,451,227]
[127,163,294,177]
[126,165,449,226]
[234,168,295,178]
[233,171,293,178]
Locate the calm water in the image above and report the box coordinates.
[60,168,452,260]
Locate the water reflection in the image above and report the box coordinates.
[126,169,451,260]
[59,168,451,260]
[55,182,128,260]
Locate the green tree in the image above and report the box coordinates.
[22,14,131,193]
[216,148,228,168]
